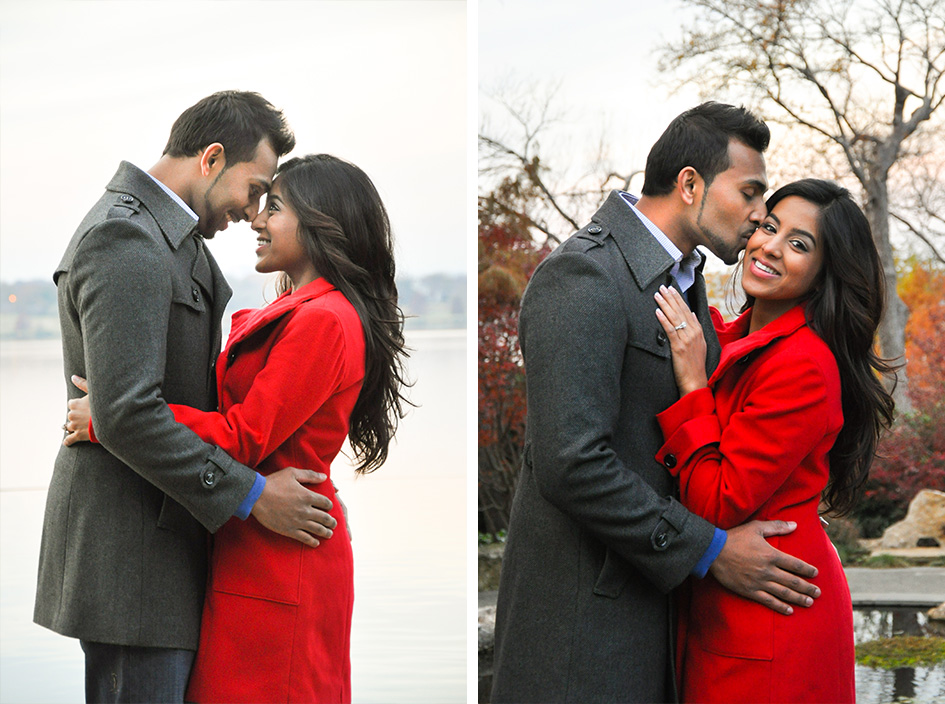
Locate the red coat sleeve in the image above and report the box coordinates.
[655,345,838,528]
[169,305,353,468]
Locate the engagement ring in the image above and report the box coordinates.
[674,322,687,331]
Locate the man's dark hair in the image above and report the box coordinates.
[641,102,769,196]
[163,90,295,166]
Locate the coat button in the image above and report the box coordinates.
[120,194,134,203]
[192,287,200,302]
[202,469,217,487]
[655,533,669,549]
[587,224,602,234]
[657,331,667,345]
[227,350,237,364]
[664,454,677,468]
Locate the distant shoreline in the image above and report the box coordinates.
[1,272,467,340]
[0,326,467,345]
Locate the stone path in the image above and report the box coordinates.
[480,567,945,609]
[845,567,945,607]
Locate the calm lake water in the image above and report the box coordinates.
[854,607,945,704]
[0,330,467,703]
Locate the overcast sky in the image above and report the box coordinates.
[0,0,466,283]
[479,0,703,198]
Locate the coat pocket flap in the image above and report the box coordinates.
[170,274,208,313]
[211,519,303,605]
[157,494,191,532]
[627,325,671,360]
[593,548,630,599]
[690,575,775,660]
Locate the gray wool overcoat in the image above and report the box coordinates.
[491,191,723,703]
[34,162,258,651]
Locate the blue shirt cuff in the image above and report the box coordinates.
[234,473,266,520]
[692,528,727,578]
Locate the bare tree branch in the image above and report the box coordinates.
[890,211,945,263]
[480,195,562,245]
[660,0,945,412]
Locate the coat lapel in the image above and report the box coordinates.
[224,278,336,353]
[709,304,809,385]
[191,237,215,297]
[591,192,676,292]
[688,258,721,374]
[201,242,232,362]
[590,191,722,375]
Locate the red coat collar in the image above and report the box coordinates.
[709,304,810,386]
[226,278,337,350]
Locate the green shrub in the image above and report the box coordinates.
[855,636,945,669]
[824,516,869,565]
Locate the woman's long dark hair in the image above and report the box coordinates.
[740,179,896,515]
[275,154,410,473]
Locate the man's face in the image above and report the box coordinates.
[694,139,768,265]
[197,139,279,237]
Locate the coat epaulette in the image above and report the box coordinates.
[106,193,140,219]
[568,221,610,251]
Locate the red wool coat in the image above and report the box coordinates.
[655,304,854,704]
[180,278,364,704]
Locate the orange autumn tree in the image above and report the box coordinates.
[853,258,945,537]
[899,258,945,412]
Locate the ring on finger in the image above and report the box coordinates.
[674,322,688,331]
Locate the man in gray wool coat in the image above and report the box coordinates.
[36,91,338,703]
[491,103,824,703]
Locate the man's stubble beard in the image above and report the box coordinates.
[198,170,227,240]
[696,189,745,266]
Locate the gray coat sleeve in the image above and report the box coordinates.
[520,249,715,592]
[67,219,256,532]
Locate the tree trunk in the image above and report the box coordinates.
[864,175,913,415]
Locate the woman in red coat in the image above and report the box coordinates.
[653,179,895,703]
[69,154,409,703]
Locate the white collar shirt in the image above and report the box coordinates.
[618,191,703,293]
[141,167,200,225]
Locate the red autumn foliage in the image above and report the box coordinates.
[852,259,945,538]
[478,195,551,535]
[478,225,548,444]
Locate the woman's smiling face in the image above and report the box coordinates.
[252,179,317,290]
[742,195,825,318]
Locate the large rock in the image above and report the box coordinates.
[479,605,497,703]
[928,602,945,638]
[478,605,496,652]
[879,489,945,549]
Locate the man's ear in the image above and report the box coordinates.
[676,166,702,206]
[199,143,226,177]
